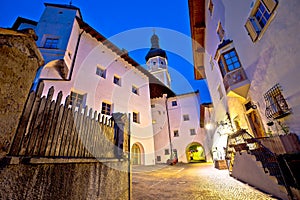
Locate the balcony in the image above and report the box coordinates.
[223,67,250,98]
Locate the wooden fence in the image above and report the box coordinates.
[8,82,128,159]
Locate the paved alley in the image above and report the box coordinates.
[132,163,279,200]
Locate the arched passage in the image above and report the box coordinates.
[186,142,206,163]
[131,142,145,165]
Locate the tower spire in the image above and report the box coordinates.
[151,32,160,49]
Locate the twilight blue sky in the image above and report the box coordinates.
[0,0,211,103]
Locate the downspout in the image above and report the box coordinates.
[164,94,173,160]
[128,113,131,200]
[65,30,84,81]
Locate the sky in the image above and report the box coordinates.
[0,0,211,103]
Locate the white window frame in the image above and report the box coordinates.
[96,65,106,78]
[113,75,121,86]
[190,129,196,136]
[133,112,140,123]
[174,130,179,137]
[132,85,139,95]
[101,102,112,115]
[70,91,87,108]
[183,114,190,121]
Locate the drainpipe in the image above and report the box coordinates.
[164,94,173,160]
[128,113,131,200]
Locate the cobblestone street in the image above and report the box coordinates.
[132,163,279,200]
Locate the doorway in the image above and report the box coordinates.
[131,143,144,165]
[186,142,206,163]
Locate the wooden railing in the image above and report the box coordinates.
[8,82,128,159]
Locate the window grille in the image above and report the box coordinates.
[264,83,290,119]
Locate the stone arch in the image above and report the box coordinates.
[186,142,206,163]
[131,142,145,165]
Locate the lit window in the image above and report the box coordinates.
[133,112,140,123]
[218,49,241,77]
[172,100,177,107]
[70,91,86,107]
[96,67,106,78]
[245,0,278,42]
[217,22,225,42]
[44,38,59,49]
[190,129,196,135]
[208,0,214,16]
[174,130,179,137]
[113,75,121,86]
[264,83,291,120]
[165,149,170,155]
[183,114,190,121]
[152,120,156,124]
[101,102,112,115]
[132,85,139,95]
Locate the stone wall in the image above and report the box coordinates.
[0,159,130,200]
[0,28,44,159]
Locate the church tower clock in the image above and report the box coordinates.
[145,33,171,88]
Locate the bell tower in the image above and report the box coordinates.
[145,33,171,88]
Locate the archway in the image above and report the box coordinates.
[186,142,206,163]
[131,143,144,165]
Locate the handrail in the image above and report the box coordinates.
[229,129,294,200]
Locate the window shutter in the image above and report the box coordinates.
[245,17,261,42]
[261,0,278,13]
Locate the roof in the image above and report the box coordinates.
[44,3,83,19]
[217,39,233,50]
[11,17,38,30]
[75,17,175,98]
[145,33,167,61]
[188,0,206,80]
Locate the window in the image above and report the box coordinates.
[208,0,214,16]
[174,130,179,137]
[157,156,161,162]
[132,85,139,95]
[44,38,59,49]
[133,112,140,123]
[218,48,241,77]
[101,102,112,115]
[190,129,196,136]
[165,149,170,155]
[70,91,86,107]
[151,104,155,108]
[152,120,156,124]
[96,66,106,78]
[183,114,190,121]
[245,0,278,42]
[217,22,225,42]
[172,100,177,107]
[113,75,121,86]
[264,83,291,119]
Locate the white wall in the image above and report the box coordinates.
[36,6,155,165]
[222,0,300,137]
[151,92,209,163]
